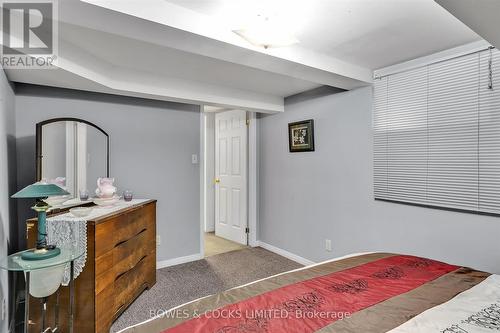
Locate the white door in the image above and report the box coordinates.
[215,110,248,245]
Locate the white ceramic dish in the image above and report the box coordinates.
[93,196,120,207]
[69,207,93,218]
[45,195,71,207]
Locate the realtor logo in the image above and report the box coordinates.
[1,0,58,68]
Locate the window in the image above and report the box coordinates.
[374,48,500,215]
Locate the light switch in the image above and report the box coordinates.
[191,154,198,164]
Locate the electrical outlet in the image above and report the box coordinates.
[1,298,5,321]
[156,235,161,247]
[191,154,198,164]
[325,239,332,252]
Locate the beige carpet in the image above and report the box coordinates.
[111,247,303,332]
[204,232,247,257]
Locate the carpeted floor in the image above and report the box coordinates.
[111,247,303,332]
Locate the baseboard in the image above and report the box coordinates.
[157,253,203,269]
[156,243,314,269]
[257,241,315,266]
[249,239,260,247]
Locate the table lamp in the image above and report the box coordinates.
[12,183,70,260]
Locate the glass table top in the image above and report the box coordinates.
[0,247,84,272]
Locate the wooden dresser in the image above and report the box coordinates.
[26,200,157,333]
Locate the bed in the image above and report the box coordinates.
[118,252,498,333]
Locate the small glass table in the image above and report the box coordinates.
[0,247,84,333]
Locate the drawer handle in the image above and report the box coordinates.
[114,228,147,248]
[115,255,147,281]
[114,303,126,318]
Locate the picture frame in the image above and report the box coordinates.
[288,119,315,152]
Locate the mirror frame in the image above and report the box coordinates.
[35,117,110,181]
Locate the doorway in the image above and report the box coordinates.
[201,107,257,258]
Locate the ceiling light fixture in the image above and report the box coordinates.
[233,15,299,49]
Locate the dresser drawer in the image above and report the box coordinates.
[96,219,154,290]
[95,203,154,258]
[113,227,154,278]
[114,253,155,317]
[115,207,149,246]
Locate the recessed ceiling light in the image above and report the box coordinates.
[233,16,299,49]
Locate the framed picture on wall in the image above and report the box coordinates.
[288,119,315,152]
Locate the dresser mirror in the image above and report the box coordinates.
[36,118,109,198]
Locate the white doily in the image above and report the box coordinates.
[46,217,87,286]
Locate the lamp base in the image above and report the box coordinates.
[21,247,61,261]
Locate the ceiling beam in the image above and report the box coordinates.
[7,37,285,113]
[70,0,373,89]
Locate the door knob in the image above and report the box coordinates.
[214,178,220,184]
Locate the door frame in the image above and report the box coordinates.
[200,107,258,257]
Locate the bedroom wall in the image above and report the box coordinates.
[0,68,16,333]
[15,84,201,263]
[258,86,500,274]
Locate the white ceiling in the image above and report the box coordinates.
[167,0,481,69]
[4,0,485,113]
[436,0,500,50]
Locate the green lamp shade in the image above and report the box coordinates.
[11,183,69,261]
[12,183,70,199]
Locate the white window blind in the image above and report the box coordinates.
[480,49,500,214]
[373,76,388,199]
[374,48,500,215]
[427,53,479,211]
[387,67,428,205]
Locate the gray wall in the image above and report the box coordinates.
[0,68,16,333]
[86,125,108,192]
[15,84,201,262]
[259,86,500,274]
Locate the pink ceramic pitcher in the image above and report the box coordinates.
[95,178,116,198]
